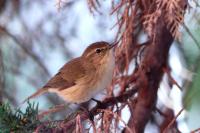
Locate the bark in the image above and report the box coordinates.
[127,16,173,133]
[124,0,187,132]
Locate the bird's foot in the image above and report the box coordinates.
[91,98,106,109]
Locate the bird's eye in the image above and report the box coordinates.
[95,48,101,54]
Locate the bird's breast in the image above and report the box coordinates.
[95,50,115,93]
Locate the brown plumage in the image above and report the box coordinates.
[23,41,116,104]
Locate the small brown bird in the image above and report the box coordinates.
[23,41,116,104]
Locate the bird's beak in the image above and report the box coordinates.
[109,42,118,49]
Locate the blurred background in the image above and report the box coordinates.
[0,0,199,132]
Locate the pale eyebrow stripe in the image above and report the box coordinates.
[86,47,106,57]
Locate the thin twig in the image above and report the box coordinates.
[98,109,134,133]
[183,23,200,50]
[75,114,83,133]
[38,104,68,119]
[191,128,200,133]
[163,108,184,133]
[163,67,182,90]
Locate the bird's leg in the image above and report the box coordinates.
[91,98,101,104]
[91,98,106,109]
[78,103,94,121]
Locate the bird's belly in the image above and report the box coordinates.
[57,85,93,103]
[56,74,113,104]
[53,69,114,103]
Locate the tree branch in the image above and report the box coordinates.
[36,87,138,131]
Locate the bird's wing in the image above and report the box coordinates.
[43,57,86,90]
[43,72,75,90]
[22,58,86,104]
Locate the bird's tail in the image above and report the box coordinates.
[22,88,48,104]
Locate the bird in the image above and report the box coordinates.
[23,41,116,104]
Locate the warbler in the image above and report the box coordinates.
[23,41,116,104]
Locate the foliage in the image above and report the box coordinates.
[0,102,40,133]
